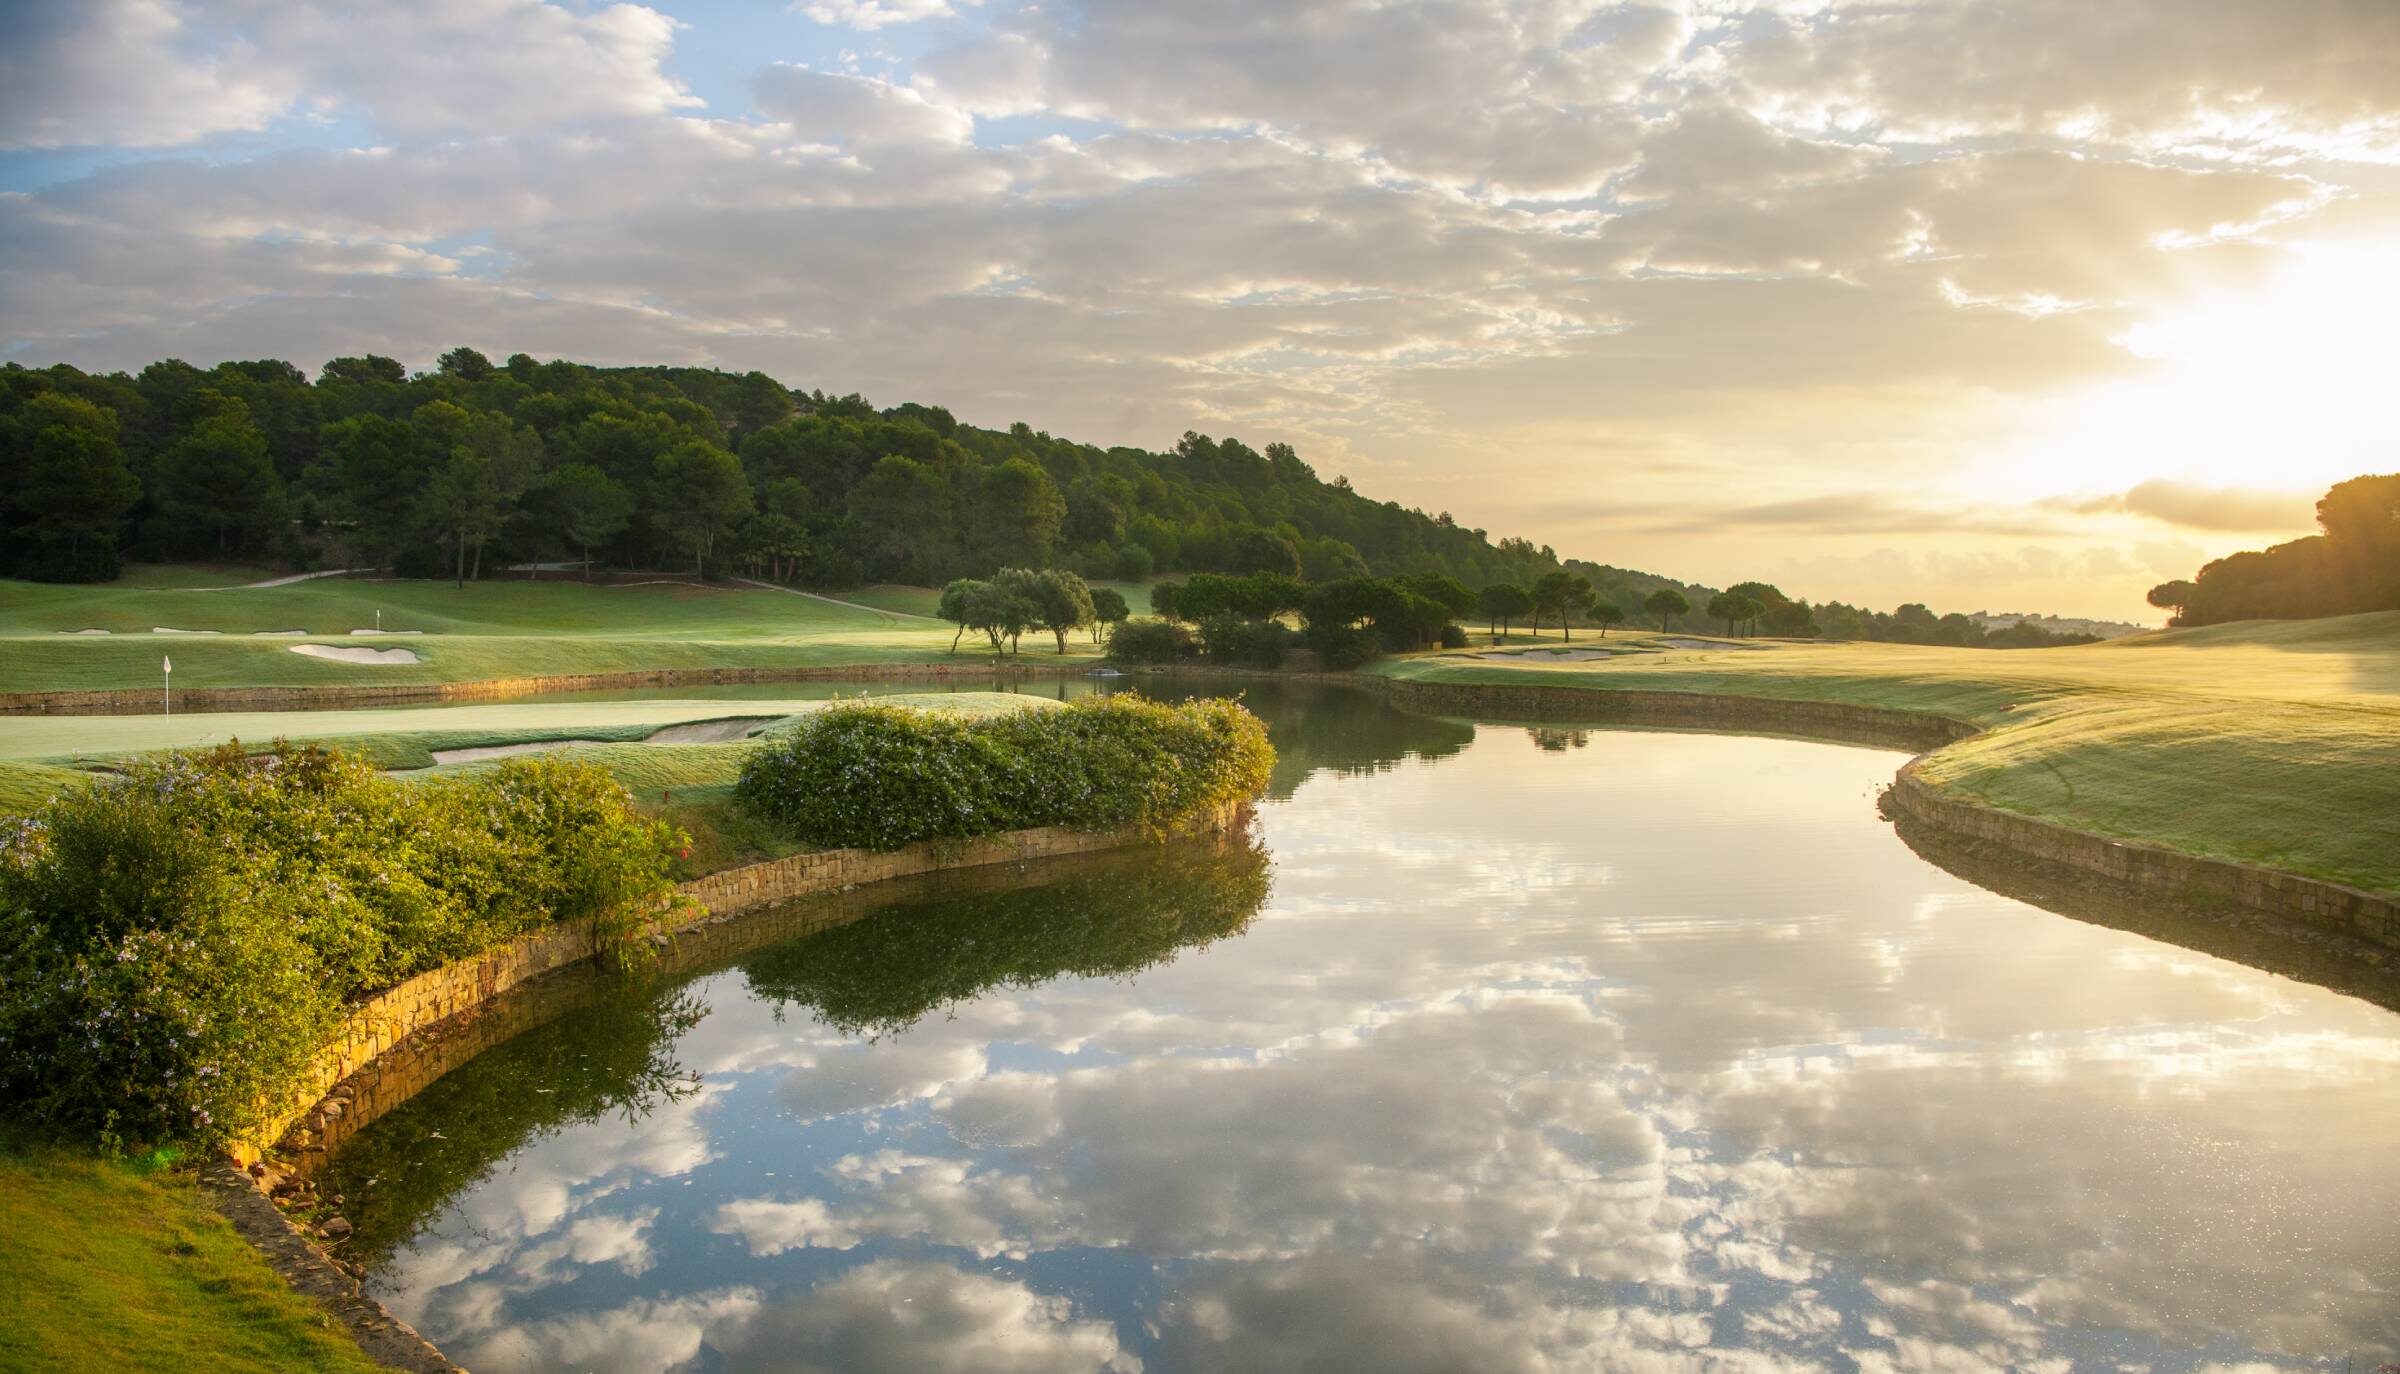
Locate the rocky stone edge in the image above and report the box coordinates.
[0,659,1090,716]
[198,1160,462,1373]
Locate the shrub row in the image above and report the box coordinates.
[734,694,1274,851]
[0,744,685,1149]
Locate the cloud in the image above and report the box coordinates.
[798,0,960,30]
[1716,0,2400,162]
[0,0,292,148]
[713,1260,1139,1374]
[1626,493,2070,538]
[0,0,697,150]
[755,66,976,149]
[5,0,2400,617]
[2052,479,2318,532]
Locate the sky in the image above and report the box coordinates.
[4,1,2398,621]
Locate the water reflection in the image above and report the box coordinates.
[325,702,2400,1374]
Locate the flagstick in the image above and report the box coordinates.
[163,654,172,717]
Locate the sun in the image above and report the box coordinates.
[2017,239,2400,502]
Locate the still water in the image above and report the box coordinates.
[323,684,2400,1372]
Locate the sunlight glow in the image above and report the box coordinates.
[2021,241,2400,504]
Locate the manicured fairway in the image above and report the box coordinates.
[0,574,1104,693]
[0,691,1054,813]
[1380,612,2400,894]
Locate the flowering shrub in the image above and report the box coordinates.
[735,694,1274,851]
[0,743,684,1149]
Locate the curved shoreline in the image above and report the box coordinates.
[201,678,2393,1371]
[1376,675,2400,960]
[215,809,1247,1372]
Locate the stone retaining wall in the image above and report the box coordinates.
[0,660,1084,716]
[236,803,1242,1169]
[1885,767,2400,953]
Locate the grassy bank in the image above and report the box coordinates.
[0,572,1106,694]
[0,1139,381,1374]
[1379,612,2400,894]
[0,691,1058,874]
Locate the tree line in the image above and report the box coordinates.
[0,349,1649,594]
[2146,473,2400,627]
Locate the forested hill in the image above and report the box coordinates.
[0,350,1717,607]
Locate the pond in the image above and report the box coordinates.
[318,683,2400,1372]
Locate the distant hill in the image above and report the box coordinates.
[1971,612,2149,640]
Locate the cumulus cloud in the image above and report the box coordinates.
[0,0,696,149]
[713,1260,1138,1374]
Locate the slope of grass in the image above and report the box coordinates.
[1380,614,2400,894]
[0,573,1111,693]
[0,1140,382,1374]
[837,579,1156,619]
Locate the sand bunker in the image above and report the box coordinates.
[289,644,421,665]
[1477,647,1617,662]
[644,717,776,744]
[253,629,309,636]
[61,628,110,635]
[152,627,221,635]
[350,628,424,636]
[429,740,607,766]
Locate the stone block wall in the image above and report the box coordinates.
[1886,768,2400,953]
[239,803,1243,1167]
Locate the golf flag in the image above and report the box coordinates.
[163,655,172,674]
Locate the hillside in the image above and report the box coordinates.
[1,354,1634,599]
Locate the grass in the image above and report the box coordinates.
[0,690,1059,877]
[834,579,1156,619]
[0,574,1105,693]
[1379,612,2400,895]
[0,1138,382,1374]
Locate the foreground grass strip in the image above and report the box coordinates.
[0,1142,382,1374]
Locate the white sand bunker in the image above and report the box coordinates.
[430,740,606,765]
[350,628,424,635]
[289,643,421,665]
[153,626,221,635]
[253,629,309,636]
[645,717,776,744]
[61,628,111,635]
[1478,647,1616,662]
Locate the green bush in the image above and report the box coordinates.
[1304,622,1384,669]
[1107,617,1199,663]
[1438,624,1470,649]
[1197,614,1292,667]
[0,744,684,1149]
[735,694,1274,851]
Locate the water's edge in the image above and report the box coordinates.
[210,811,1246,1374]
